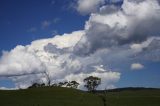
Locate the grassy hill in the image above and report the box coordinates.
[98,88,160,106]
[0,87,160,106]
[0,87,102,106]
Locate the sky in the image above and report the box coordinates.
[0,0,88,52]
[0,0,160,90]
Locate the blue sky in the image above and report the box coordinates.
[116,62,160,88]
[0,0,160,89]
[0,0,88,52]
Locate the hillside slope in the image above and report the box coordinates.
[101,88,160,106]
[0,87,160,106]
[0,87,102,106]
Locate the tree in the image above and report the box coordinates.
[84,76,101,92]
[51,83,58,87]
[58,82,65,87]
[63,81,69,86]
[40,83,45,87]
[28,83,41,88]
[43,70,51,86]
[67,81,79,89]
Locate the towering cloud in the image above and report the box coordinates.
[0,0,160,89]
[75,0,160,55]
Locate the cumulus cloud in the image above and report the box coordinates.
[135,38,160,61]
[131,63,144,70]
[0,46,45,76]
[76,0,105,15]
[65,71,120,90]
[75,0,123,15]
[0,0,160,89]
[75,0,160,55]
[0,30,120,89]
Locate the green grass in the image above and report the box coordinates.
[103,89,160,106]
[0,87,160,106]
[0,87,102,106]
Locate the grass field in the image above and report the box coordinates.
[0,87,160,106]
[102,88,160,106]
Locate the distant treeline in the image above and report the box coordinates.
[28,80,79,89]
[28,76,102,92]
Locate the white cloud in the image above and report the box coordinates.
[130,37,154,53]
[75,0,160,55]
[75,0,123,15]
[131,63,144,70]
[0,87,18,90]
[0,45,45,76]
[0,29,121,89]
[76,0,105,15]
[137,38,160,62]
[65,71,120,90]
[93,65,106,72]
[29,30,84,49]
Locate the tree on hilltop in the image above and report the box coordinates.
[84,76,101,92]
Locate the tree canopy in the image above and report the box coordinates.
[84,76,101,92]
